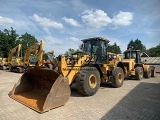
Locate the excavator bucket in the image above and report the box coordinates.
[9,67,71,113]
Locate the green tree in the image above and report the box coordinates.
[0,27,19,57]
[0,30,6,57]
[146,44,160,57]
[108,42,121,54]
[65,44,83,56]
[127,38,146,52]
[19,32,38,56]
[0,43,3,57]
[65,48,76,56]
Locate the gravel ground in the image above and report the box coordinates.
[0,69,160,120]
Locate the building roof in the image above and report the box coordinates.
[141,57,160,65]
[141,52,149,57]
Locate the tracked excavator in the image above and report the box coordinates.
[9,37,125,113]
[9,40,44,73]
[0,44,21,70]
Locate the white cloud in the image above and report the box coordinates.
[66,37,79,42]
[30,14,63,29]
[42,36,81,56]
[81,9,133,28]
[0,16,14,25]
[81,9,112,28]
[112,11,133,26]
[44,36,63,45]
[62,17,81,27]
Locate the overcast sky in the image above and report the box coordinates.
[0,0,160,56]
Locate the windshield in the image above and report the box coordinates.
[43,53,54,60]
[30,54,36,64]
[83,39,108,63]
[47,54,54,60]
[83,40,98,54]
[124,51,136,59]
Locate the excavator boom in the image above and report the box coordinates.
[8,44,22,64]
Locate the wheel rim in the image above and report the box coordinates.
[88,74,97,89]
[118,73,122,83]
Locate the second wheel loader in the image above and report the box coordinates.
[9,37,125,113]
[122,49,155,80]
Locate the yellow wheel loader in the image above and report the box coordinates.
[0,44,21,70]
[121,50,155,80]
[9,40,44,73]
[9,37,125,113]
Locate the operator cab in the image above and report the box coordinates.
[43,53,54,61]
[30,54,36,64]
[82,37,109,64]
[123,50,142,64]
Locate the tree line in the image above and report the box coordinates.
[127,39,160,57]
[0,27,160,58]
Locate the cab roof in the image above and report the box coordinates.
[81,37,110,43]
[124,50,141,53]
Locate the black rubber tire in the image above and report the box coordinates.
[75,67,100,96]
[151,69,155,77]
[144,67,151,78]
[111,67,124,88]
[135,67,143,80]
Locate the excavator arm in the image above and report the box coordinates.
[8,44,22,64]
[36,40,45,66]
[23,40,44,66]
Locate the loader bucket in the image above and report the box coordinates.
[9,67,71,113]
